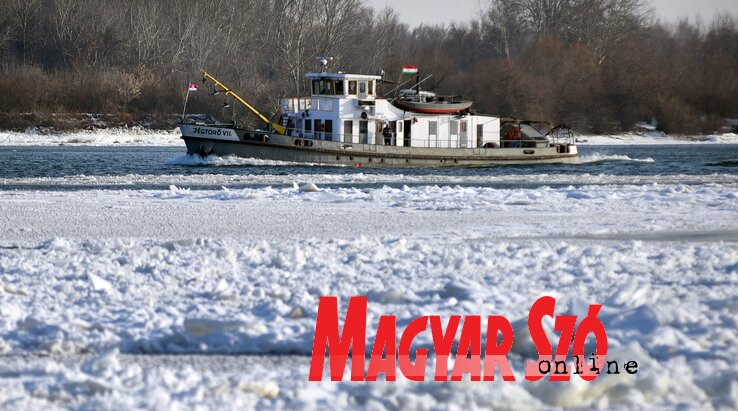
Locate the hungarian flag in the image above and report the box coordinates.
[188,82,198,92]
[402,65,418,76]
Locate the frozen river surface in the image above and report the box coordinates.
[0,143,737,410]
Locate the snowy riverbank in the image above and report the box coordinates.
[0,128,737,146]
[0,128,182,146]
[577,132,738,145]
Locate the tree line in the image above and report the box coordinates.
[0,0,736,133]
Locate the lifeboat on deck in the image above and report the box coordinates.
[392,89,473,114]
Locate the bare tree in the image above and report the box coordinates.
[365,7,404,71]
[483,0,529,59]
[569,0,651,66]
[310,0,371,69]
[519,0,573,37]
[0,1,16,59]
[126,1,171,69]
[0,0,734,134]
[264,0,317,95]
[7,0,41,65]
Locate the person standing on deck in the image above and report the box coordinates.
[382,122,392,145]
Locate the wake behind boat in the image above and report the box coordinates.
[179,62,578,167]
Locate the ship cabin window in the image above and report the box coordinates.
[313,79,343,95]
[343,120,353,142]
[359,81,366,94]
[314,119,323,139]
[335,80,344,95]
[348,81,357,95]
[324,120,333,140]
[312,79,332,95]
[368,81,375,96]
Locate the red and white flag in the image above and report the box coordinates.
[401,65,418,76]
[188,82,198,92]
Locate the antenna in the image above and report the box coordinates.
[317,56,333,72]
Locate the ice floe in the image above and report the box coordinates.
[0,236,736,409]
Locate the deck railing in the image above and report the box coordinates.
[273,126,553,149]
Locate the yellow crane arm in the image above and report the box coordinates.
[202,71,286,135]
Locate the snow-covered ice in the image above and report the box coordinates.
[0,181,737,409]
[1,184,737,241]
[1,235,737,409]
[1,139,738,409]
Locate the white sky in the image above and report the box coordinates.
[365,0,738,27]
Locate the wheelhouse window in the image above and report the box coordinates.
[368,81,375,96]
[335,80,344,95]
[359,81,366,94]
[312,79,349,95]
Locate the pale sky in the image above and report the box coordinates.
[365,0,738,27]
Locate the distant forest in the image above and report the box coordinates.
[0,0,736,134]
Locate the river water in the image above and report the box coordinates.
[1,144,737,191]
